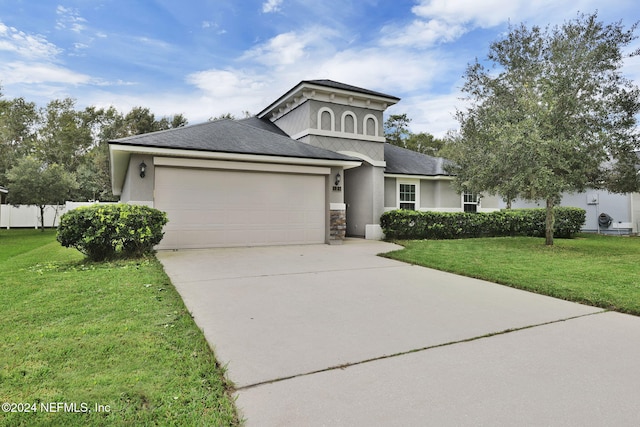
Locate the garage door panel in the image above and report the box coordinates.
[165,208,228,226]
[155,167,325,249]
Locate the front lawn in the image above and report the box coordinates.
[0,229,240,426]
[383,234,640,316]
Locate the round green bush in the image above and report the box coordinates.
[57,204,168,261]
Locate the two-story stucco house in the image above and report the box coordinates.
[109,80,500,249]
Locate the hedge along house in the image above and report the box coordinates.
[109,80,500,250]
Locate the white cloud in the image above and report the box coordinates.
[243,31,306,66]
[0,22,61,59]
[0,22,95,88]
[314,48,440,94]
[201,21,227,34]
[186,69,268,98]
[411,0,524,27]
[241,27,338,68]
[242,32,307,67]
[56,5,88,33]
[384,0,607,49]
[184,69,275,118]
[136,36,173,50]
[381,19,467,48]
[1,61,91,85]
[183,21,461,124]
[262,0,284,13]
[390,92,468,138]
[411,0,607,28]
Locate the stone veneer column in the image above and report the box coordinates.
[329,208,347,244]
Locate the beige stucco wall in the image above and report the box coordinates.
[384,177,396,207]
[328,166,345,205]
[480,194,501,210]
[436,181,461,208]
[120,153,155,204]
[420,181,437,208]
[306,135,385,162]
[345,164,378,237]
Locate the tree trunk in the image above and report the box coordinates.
[545,198,554,246]
[39,205,45,232]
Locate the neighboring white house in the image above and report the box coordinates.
[0,186,7,228]
[109,79,500,250]
[505,190,640,235]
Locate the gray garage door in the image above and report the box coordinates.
[154,166,326,249]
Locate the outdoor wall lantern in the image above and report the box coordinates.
[335,172,341,186]
[139,161,147,178]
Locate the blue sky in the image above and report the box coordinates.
[1,0,639,136]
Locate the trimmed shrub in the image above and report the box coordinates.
[57,203,168,261]
[380,207,585,240]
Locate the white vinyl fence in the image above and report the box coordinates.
[0,202,115,229]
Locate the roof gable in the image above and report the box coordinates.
[258,79,400,120]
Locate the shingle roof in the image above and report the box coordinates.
[384,143,452,176]
[303,80,400,101]
[110,119,358,162]
[238,116,289,136]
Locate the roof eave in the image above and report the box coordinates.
[384,172,455,180]
[109,144,362,195]
[258,80,400,120]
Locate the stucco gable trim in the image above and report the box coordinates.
[290,128,386,143]
[338,151,386,167]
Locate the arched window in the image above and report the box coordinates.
[317,107,335,131]
[341,111,357,134]
[363,114,379,136]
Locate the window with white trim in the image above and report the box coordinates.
[363,114,378,136]
[463,192,479,213]
[399,183,417,210]
[341,111,357,134]
[318,107,335,131]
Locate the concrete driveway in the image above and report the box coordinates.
[157,239,640,426]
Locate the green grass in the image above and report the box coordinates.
[383,234,640,316]
[0,229,240,426]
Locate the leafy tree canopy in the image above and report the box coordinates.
[444,12,640,245]
[384,113,445,156]
[0,86,187,202]
[6,156,78,230]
